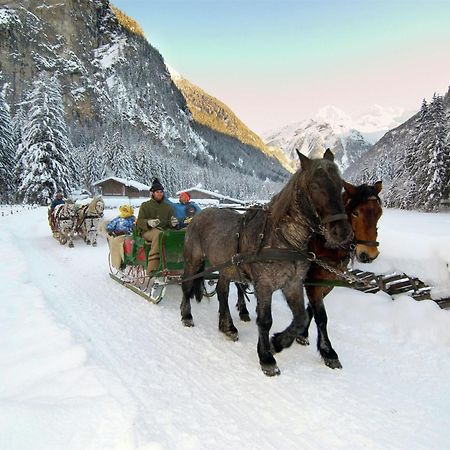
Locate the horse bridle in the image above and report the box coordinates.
[346,195,381,248]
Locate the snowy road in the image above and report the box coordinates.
[1,207,450,450]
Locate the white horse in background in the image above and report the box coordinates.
[75,196,105,246]
[52,201,77,248]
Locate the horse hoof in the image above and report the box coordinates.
[324,358,342,369]
[296,336,310,346]
[92,242,97,247]
[224,331,239,342]
[261,364,281,377]
[239,313,251,322]
[182,318,194,327]
[69,243,74,248]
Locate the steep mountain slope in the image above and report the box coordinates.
[169,67,292,172]
[0,0,288,199]
[344,88,450,210]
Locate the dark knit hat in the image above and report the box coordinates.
[150,178,164,192]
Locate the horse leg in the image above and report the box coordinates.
[296,303,313,345]
[297,265,332,345]
[180,260,204,327]
[217,276,238,341]
[92,231,97,247]
[235,283,251,322]
[68,229,75,248]
[255,285,279,376]
[308,286,341,369]
[271,280,307,353]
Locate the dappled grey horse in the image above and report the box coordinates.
[180,149,353,376]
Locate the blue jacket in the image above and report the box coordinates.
[51,198,65,210]
[106,216,136,235]
[165,199,201,228]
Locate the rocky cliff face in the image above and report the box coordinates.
[0,0,202,151]
[0,0,287,195]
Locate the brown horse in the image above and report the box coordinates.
[236,180,382,369]
[180,150,353,376]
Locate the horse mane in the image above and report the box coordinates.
[269,170,302,227]
[345,184,381,212]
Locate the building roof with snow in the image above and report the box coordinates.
[176,187,246,205]
[92,177,151,197]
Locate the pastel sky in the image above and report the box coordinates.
[112,0,450,133]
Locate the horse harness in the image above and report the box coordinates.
[76,205,103,231]
[183,205,348,284]
[183,193,380,290]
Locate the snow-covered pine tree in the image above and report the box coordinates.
[16,73,73,205]
[100,130,115,178]
[133,145,152,185]
[0,92,15,202]
[400,100,432,209]
[109,131,133,179]
[74,142,100,193]
[424,94,450,210]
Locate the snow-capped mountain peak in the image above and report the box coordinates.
[315,105,352,132]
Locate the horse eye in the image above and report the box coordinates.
[352,210,359,217]
[310,182,320,190]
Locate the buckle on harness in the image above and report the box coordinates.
[231,254,242,266]
[308,252,317,261]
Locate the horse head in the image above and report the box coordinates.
[296,149,353,248]
[87,196,105,217]
[343,180,382,263]
[94,197,105,216]
[58,200,76,218]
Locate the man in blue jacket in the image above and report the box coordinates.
[167,192,201,229]
[50,192,65,211]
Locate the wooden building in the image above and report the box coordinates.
[92,177,151,198]
[176,187,246,205]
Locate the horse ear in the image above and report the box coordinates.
[323,148,334,162]
[343,180,357,196]
[374,181,382,194]
[296,149,311,170]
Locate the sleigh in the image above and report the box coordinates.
[108,228,217,303]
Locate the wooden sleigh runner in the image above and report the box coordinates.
[307,268,450,309]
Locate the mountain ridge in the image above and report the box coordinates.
[0,0,288,200]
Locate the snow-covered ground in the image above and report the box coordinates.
[1,207,449,450]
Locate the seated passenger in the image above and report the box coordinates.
[169,192,201,229]
[50,192,65,211]
[136,178,178,273]
[106,205,136,236]
[107,205,136,269]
